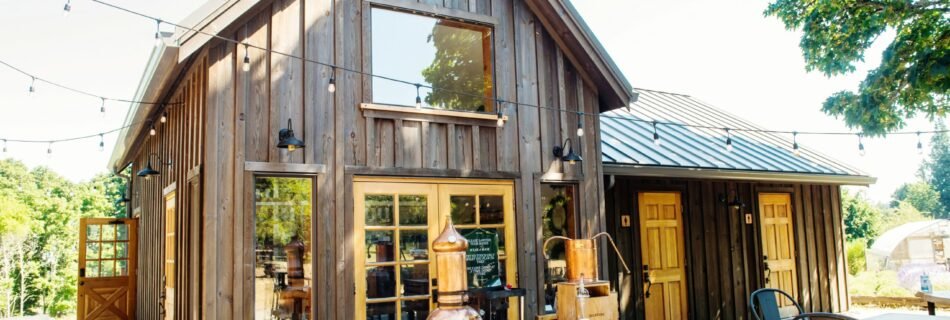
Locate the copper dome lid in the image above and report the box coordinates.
[432,220,468,252]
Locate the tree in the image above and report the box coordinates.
[924,122,950,216]
[765,0,949,135]
[842,190,883,244]
[421,21,492,112]
[891,181,944,217]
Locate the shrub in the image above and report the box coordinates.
[847,240,867,275]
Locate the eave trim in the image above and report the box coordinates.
[604,164,877,186]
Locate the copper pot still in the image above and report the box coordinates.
[544,232,631,283]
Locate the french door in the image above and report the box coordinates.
[353,178,517,320]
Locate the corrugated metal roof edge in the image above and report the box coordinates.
[603,163,877,186]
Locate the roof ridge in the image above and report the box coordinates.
[633,87,692,97]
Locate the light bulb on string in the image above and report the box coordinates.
[415,84,422,109]
[328,67,336,93]
[917,132,924,155]
[99,134,105,152]
[154,19,163,47]
[652,121,661,146]
[724,129,733,152]
[577,112,584,137]
[242,44,250,72]
[28,77,35,95]
[100,98,107,116]
[160,111,167,123]
[496,102,504,127]
[47,142,53,158]
[63,0,71,16]
[149,123,156,136]
[792,132,800,156]
[858,135,866,156]
[2,140,6,153]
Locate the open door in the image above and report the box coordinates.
[639,192,688,320]
[78,218,137,320]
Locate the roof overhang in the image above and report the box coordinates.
[107,43,184,173]
[522,0,637,111]
[175,0,267,63]
[604,163,877,186]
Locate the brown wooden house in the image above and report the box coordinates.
[106,0,635,319]
[596,89,876,319]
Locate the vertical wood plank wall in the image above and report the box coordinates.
[131,56,207,320]
[605,177,850,320]
[120,0,611,319]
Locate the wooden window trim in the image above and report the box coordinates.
[244,161,327,174]
[360,103,507,126]
[365,0,498,26]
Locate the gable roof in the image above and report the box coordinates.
[600,89,876,185]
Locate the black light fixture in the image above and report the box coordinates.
[136,153,165,180]
[553,138,583,165]
[277,119,305,151]
[720,192,744,210]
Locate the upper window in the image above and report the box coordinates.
[371,8,494,112]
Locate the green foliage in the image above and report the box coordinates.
[847,239,868,275]
[881,201,929,231]
[765,0,949,135]
[923,122,950,217]
[842,190,883,244]
[848,270,913,297]
[891,181,944,217]
[0,159,125,316]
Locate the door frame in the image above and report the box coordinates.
[162,184,176,320]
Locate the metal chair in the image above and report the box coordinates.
[749,288,857,320]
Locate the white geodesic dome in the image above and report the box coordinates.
[867,220,950,271]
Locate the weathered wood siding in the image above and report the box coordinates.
[186,0,611,319]
[605,176,849,320]
[131,56,207,320]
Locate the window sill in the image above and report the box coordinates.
[360,103,508,126]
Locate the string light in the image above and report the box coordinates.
[149,123,156,136]
[328,67,336,93]
[415,84,422,109]
[2,140,6,153]
[99,134,104,152]
[28,77,35,95]
[917,132,924,155]
[858,135,866,156]
[577,112,584,137]
[100,98,106,116]
[154,19,162,47]
[0,59,170,105]
[242,43,250,72]
[724,129,733,152]
[160,111,167,123]
[47,142,53,157]
[792,132,800,156]
[63,0,71,16]
[652,121,661,146]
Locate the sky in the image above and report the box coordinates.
[0,0,936,203]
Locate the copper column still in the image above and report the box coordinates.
[427,221,481,320]
[543,232,631,283]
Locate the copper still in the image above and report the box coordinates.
[427,221,481,320]
[543,232,630,283]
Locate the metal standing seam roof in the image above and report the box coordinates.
[601,89,874,183]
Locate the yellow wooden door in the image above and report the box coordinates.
[759,193,797,298]
[77,218,137,320]
[639,192,687,320]
[163,191,175,320]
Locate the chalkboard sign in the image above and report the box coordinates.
[463,229,501,288]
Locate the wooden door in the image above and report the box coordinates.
[78,218,137,320]
[759,193,797,298]
[163,191,175,320]
[639,192,687,320]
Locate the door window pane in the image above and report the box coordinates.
[366,195,395,226]
[254,176,313,319]
[450,196,476,224]
[366,231,395,263]
[539,184,576,314]
[366,266,396,299]
[479,195,504,224]
[399,195,428,226]
[371,8,494,112]
[399,230,428,261]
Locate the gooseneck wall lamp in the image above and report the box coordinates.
[277,119,306,152]
[553,138,583,165]
[136,153,171,180]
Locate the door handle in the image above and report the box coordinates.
[762,255,771,285]
[642,265,653,298]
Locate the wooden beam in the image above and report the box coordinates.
[244,161,327,173]
[366,0,498,25]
